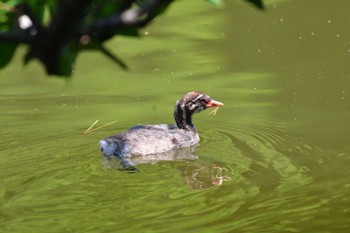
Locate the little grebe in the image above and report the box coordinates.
[99,91,223,170]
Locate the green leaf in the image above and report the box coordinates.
[58,41,79,77]
[0,8,17,31]
[118,25,140,37]
[99,44,128,70]
[244,0,265,9]
[30,3,46,24]
[152,0,173,16]
[206,0,224,7]
[85,0,126,24]
[0,42,17,68]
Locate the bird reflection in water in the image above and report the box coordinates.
[101,147,231,190]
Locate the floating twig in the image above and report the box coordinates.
[82,120,118,134]
[82,119,99,134]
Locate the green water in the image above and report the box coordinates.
[1,0,350,232]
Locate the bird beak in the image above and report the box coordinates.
[206,99,224,108]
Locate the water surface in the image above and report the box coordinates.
[1,0,350,232]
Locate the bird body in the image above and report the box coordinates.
[99,124,199,158]
[99,91,223,170]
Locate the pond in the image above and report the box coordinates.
[1,0,350,232]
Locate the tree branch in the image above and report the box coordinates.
[0,31,32,44]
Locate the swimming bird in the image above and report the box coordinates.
[99,91,223,171]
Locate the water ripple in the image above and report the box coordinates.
[200,119,314,192]
[0,118,321,233]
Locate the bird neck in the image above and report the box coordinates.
[174,103,194,130]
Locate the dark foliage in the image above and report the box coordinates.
[246,0,264,9]
[0,0,264,77]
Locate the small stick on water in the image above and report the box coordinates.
[209,106,220,116]
[82,120,118,134]
[82,119,99,134]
